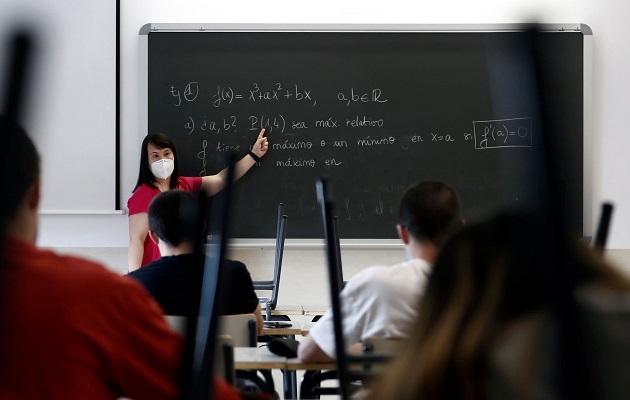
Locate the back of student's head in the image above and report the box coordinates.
[148,190,196,247]
[368,210,630,400]
[398,181,462,247]
[425,212,560,329]
[1,116,40,229]
[430,212,628,321]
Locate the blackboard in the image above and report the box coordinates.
[145,25,586,239]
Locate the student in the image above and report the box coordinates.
[128,129,269,272]
[127,190,264,333]
[367,211,630,400]
[298,181,464,362]
[0,119,242,400]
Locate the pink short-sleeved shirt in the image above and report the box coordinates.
[128,176,202,267]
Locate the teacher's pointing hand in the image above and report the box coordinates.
[251,128,269,159]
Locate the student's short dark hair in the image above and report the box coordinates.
[398,181,462,247]
[133,132,180,192]
[148,190,196,247]
[1,117,40,229]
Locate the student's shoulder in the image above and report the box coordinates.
[7,238,110,280]
[126,262,161,280]
[129,255,196,277]
[224,259,247,270]
[346,261,420,291]
[351,264,391,281]
[45,249,112,276]
[343,265,391,293]
[64,256,164,311]
[224,259,252,277]
[42,250,146,296]
[26,248,169,333]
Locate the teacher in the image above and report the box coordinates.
[127,129,268,272]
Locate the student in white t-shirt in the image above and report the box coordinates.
[298,181,464,362]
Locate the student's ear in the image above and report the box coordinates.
[148,229,160,246]
[27,178,41,211]
[396,224,410,245]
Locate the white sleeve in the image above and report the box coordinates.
[307,275,369,358]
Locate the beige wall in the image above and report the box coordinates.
[51,246,630,308]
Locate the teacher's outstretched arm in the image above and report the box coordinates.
[200,128,268,196]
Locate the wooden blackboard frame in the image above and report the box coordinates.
[139,23,593,247]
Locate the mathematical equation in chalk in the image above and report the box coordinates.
[168,81,389,109]
[473,118,533,149]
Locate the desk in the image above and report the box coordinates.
[234,347,287,370]
[235,346,341,399]
[236,347,391,399]
[299,321,317,337]
[286,358,339,398]
[303,305,328,323]
[285,358,336,372]
[271,304,304,316]
[234,346,296,399]
[258,320,302,398]
[302,305,328,317]
[260,320,302,337]
[234,346,337,399]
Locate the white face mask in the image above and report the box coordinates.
[150,158,175,180]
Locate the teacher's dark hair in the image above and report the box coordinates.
[398,181,463,247]
[133,132,180,192]
[1,116,40,227]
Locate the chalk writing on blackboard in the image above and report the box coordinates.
[197,139,207,175]
[337,88,388,107]
[171,82,394,109]
[170,82,199,106]
[148,30,584,239]
[206,83,319,108]
[473,118,533,149]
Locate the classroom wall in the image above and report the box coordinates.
[2,0,630,252]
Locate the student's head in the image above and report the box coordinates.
[423,211,630,335]
[423,212,560,333]
[148,190,196,248]
[369,211,630,400]
[397,181,463,247]
[1,117,41,237]
[134,132,180,191]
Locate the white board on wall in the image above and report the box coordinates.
[0,1,119,213]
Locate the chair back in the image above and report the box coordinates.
[316,178,351,399]
[315,179,396,399]
[593,202,614,255]
[164,316,235,384]
[218,313,276,395]
[215,335,235,385]
[218,313,258,347]
[254,203,288,312]
[183,152,237,400]
[165,315,187,335]
[270,204,288,309]
[332,215,346,289]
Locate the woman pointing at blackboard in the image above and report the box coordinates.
[127,129,268,272]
